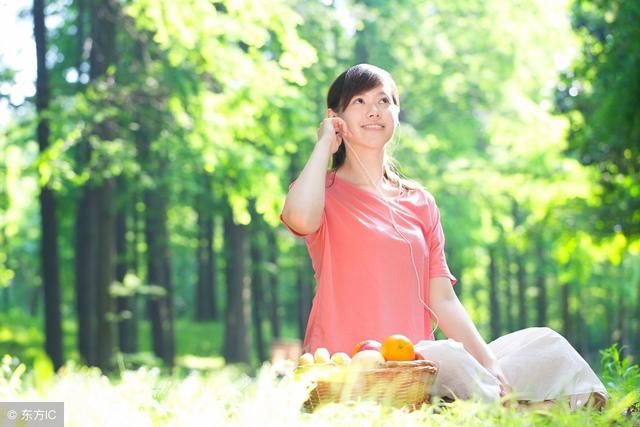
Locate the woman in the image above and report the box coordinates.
[280,64,607,408]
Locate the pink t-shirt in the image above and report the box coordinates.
[281,171,456,354]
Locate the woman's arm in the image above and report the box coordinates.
[281,117,350,235]
[429,276,510,395]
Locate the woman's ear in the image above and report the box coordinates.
[327,108,337,118]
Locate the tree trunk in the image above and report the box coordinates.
[354,28,369,64]
[534,239,547,326]
[195,197,207,320]
[223,204,251,364]
[606,291,615,345]
[488,246,500,340]
[503,245,514,333]
[206,206,217,320]
[73,0,96,365]
[516,251,527,329]
[115,193,137,353]
[75,186,97,365]
[94,179,116,370]
[133,187,144,279]
[144,175,175,366]
[128,33,175,366]
[86,0,119,372]
[207,182,220,320]
[635,273,640,356]
[0,175,8,311]
[616,288,626,352]
[34,0,63,370]
[561,281,571,340]
[575,288,586,354]
[265,229,281,338]
[76,0,85,68]
[512,201,527,329]
[195,173,217,321]
[249,207,266,362]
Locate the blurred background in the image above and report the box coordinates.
[0,0,638,374]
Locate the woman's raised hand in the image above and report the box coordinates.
[317,117,352,154]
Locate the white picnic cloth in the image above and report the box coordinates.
[415,327,608,409]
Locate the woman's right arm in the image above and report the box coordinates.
[281,117,350,235]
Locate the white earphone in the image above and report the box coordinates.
[340,135,441,338]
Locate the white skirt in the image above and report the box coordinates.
[415,327,608,409]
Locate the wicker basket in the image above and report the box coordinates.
[296,360,438,411]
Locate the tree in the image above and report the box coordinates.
[75,0,120,370]
[34,0,63,370]
[559,0,640,237]
[223,201,250,364]
[194,172,218,321]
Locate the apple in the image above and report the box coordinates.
[351,339,382,357]
[298,352,314,366]
[298,353,313,366]
[414,352,425,360]
[314,347,331,364]
[351,349,385,369]
[330,352,351,366]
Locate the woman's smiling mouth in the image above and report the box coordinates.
[361,123,385,130]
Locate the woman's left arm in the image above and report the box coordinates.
[429,276,511,395]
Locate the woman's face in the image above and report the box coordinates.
[335,83,399,149]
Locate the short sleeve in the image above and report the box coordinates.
[279,212,306,237]
[427,196,457,285]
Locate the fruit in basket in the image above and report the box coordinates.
[298,352,315,366]
[380,334,415,361]
[414,351,425,360]
[351,339,382,356]
[351,349,385,368]
[314,347,331,363]
[330,352,351,365]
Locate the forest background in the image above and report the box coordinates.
[1,0,639,383]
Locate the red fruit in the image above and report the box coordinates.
[351,339,382,357]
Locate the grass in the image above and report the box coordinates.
[1,310,638,425]
[0,308,300,369]
[0,346,638,426]
[0,309,228,367]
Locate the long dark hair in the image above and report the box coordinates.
[326,64,420,191]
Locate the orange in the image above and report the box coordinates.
[380,334,415,361]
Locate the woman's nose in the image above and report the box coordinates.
[367,105,380,117]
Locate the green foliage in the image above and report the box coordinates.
[559,0,640,237]
[0,311,48,366]
[32,352,55,391]
[123,0,317,226]
[600,344,640,395]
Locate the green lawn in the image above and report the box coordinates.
[1,310,638,426]
[0,308,301,369]
[0,309,227,368]
[0,352,638,426]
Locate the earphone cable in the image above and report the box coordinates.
[341,137,441,338]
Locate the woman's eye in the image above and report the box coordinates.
[353,98,364,104]
[380,97,390,104]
